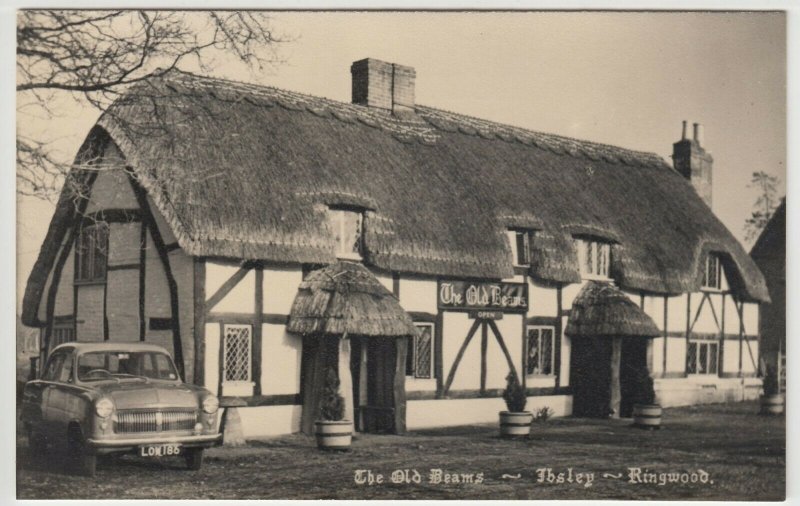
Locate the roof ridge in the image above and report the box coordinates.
[415,104,666,163]
[146,69,668,168]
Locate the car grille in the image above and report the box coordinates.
[114,409,198,433]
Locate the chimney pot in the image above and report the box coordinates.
[693,122,704,147]
[681,120,688,140]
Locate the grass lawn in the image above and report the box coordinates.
[17,401,784,500]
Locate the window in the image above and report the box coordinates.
[507,229,531,266]
[223,324,252,383]
[77,350,179,381]
[58,353,74,382]
[703,254,722,290]
[75,223,108,282]
[42,352,67,381]
[328,208,364,259]
[526,326,555,375]
[52,325,75,347]
[687,341,719,375]
[575,238,611,279]
[406,323,434,379]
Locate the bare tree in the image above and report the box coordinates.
[744,171,782,244]
[17,10,287,200]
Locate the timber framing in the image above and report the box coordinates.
[128,171,185,380]
[205,266,253,313]
[408,386,572,401]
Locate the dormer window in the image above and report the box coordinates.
[575,238,611,279]
[703,253,722,290]
[328,207,364,260]
[507,229,531,267]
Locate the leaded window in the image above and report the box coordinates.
[223,324,252,383]
[703,254,722,290]
[75,222,108,282]
[328,208,364,259]
[526,326,554,375]
[687,340,719,375]
[575,238,611,279]
[406,323,433,379]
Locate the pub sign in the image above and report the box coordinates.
[437,280,528,313]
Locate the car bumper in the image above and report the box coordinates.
[86,433,221,453]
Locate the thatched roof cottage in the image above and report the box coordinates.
[23,59,767,435]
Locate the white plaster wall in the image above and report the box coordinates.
[106,269,139,342]
[655,376,762,407]
[667,294,688,334]
[691,291,721,334]
[374,272,394,294]
[651,337,665,375]
[665,337,687,373]
[741,341,759,374]
[561,281,583,310]
[84,167,138,213]
[529,281,557,317]
[723,339,740,374]
[398,277,437,313]
[406,395,572,429]
[643,296,665,331]
[146,194,178,245]
[53,248,75,317]
[442,312,480,391]
[235,405,302,437]
[205,323,220,395]
[75,284,105,341]
[206,262,255,314]
[405,376,437,393]
[263,266,303,315]
[261,323,302,396]
[622,289,641,306]
[526,375,556,388]
[107,222,140,266]
[742,303,759,336]
[490,314,524,388]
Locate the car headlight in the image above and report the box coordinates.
[202,395,219,414]
[95,397,114,418]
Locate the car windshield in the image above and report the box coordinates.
[77,351,179,381]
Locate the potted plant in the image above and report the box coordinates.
[499,373,532,438]
[314,367,353,451]
[759,365,784,415]
[631,370,662,429]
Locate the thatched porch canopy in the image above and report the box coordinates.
[565,281,660,338]
[287,261,416,338]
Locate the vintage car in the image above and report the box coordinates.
[21,341,221,476]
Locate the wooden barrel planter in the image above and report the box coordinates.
[632,404,662,429]
[759,394,784,415]
[314,420,353,451]
[499,411,532,438]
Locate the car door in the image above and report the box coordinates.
[48,351,78,438]
[40,352,66,437]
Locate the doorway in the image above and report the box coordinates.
[350,336,407,434]
[570,336,650,418]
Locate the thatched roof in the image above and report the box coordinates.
[22,69,769,326]
[565,281,660,338]
[287,261,416,338]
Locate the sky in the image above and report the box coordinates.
[14,10,787,313]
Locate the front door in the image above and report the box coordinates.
[620,338,649,417]
[351,337,405,434]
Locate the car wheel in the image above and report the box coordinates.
[67,425,96,477]
[184,448,204,471]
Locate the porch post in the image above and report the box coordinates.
[609,336,622,418]
[338,338,354,424]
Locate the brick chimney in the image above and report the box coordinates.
[672,120,713,208]
[351,58,415,114]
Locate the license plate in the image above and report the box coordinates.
[139,443,181,457]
